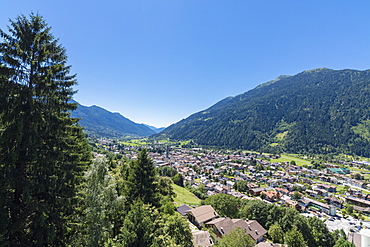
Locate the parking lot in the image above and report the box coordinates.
[325,215,362,233]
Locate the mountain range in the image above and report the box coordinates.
[155,68,370,157]
[70,103,163,138]
[71,68,370,156]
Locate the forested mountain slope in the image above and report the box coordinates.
[71,103,156,138]
[156,68,370,156]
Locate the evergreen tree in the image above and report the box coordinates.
[0,14,90,246]
[124,149,158,206]
[173,173,184,187]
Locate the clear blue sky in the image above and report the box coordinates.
[1,1,370,127]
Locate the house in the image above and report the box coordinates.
[256,243,288,247]
[282,183,294,191]
[300,178,313,185]
[347,232,361,247]
[261,191,281,201]
[275,188,289,196]
[282,197,300,210]
[344,196,370,208]
[294,183,306,191]
[324,197,343,209]
[347,188,364,198]
[249,187,266,196]
[348,179,365,188]
[306,189,319,199]
[299,197,336,216]
[247,183,259,189]
[268,179,280,188]
[206,183,215,191]
[186,205,219,227]
[205,217,267,243]
[192,230,214,247]
[317,184,337,193]
[227,191,246,198]
[353,205,370,215]
[327,168,350,175]
[222,185,232,193]
[176,204,192,216]
[314,188,328,197]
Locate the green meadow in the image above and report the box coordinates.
[172,184,201,207]
[272,154,311,166]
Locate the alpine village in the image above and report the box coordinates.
[3,14,370,247]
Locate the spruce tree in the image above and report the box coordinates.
[125,149,158,206]
[0,14,90,246]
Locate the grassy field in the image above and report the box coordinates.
[272,154,312,167]
[172,184,201,207]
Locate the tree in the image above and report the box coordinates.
[173,173,184,187]
[345,204,354,215]
[74,158,124,247]
[124,149,158,206]
[116,201,159,247]
[157,166,177,177]
[268,224,284,244]
[284,227,307,247]
[234,180,248,192]
[153,214,193,247]
[202,193,240,218]
[0,14,90,246]
[354,173,362,180]
[116,201,193,247]
[292,191,302,200]
[255,162,264,171]
[260,192,267,200]
[217,227,255,247]
[332,229,346,243]
[239,200,271,228]
[333,237,355,247]
[307,216,334,247]
[157,176,176,198]
[156,176,176,214]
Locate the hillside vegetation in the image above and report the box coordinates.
[71,103,156,138]
[157,68,370,157]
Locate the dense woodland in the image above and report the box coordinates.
[157,68,370,157]
[0,14,362,246]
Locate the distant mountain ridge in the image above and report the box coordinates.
[156,68,370,157]
[71,103,158,138]
[143,124,166,133]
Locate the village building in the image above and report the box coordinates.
[299,197,336,216]
[192,230,214,247]
[186,205,219,228]
[205,217,267,243]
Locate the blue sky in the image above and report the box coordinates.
[1,1,370,127]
